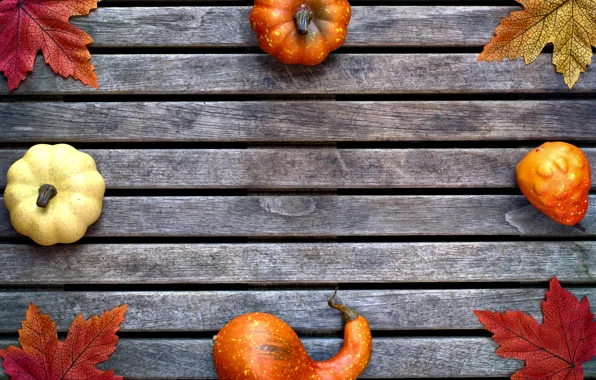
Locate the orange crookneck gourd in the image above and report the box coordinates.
[517,142,591,229]
[250,0,351,65]
[213,290,372,379]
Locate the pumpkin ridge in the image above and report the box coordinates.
[3,183,37,211]
[59,207,86,234]
[6,160,36,186]
[271,21,293,54]
[310,21,332,53]
[59,172,105,201]
[313,18,346,51]
[54,150,97,182]
[24,146,53,184]
[63,193,102,224]
[253,6,294,25]
[275,23,300,55]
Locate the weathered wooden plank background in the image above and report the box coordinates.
[0,0,594,379]
[3,287,596,331]
[0,195,594,237]
[75,7,514,47]
[2,101,596,142]
[4,54,596,94]
[0,149,595,188]
[0,242,594,284]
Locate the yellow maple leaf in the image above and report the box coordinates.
[479,0,596,88]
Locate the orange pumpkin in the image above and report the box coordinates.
[250,0,351,65]
[213,290,372,379]
[516,142,591,227]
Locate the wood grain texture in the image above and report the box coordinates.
[0,242,593,284]
[0,196,594,237]
[75,7,511,47]
[1,101,596,143]
[4,54,596,95]
[3,149,594,189]
[0,3,592,379]
[0,337,525,378]
[1,288,594,332]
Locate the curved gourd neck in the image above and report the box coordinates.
[312,290,372,379]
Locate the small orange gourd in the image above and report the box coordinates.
[516,142,591,227]
[213,290,372,379]
[249,0,351,65]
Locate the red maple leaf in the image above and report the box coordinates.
[0,0,99,91]
[475,277,596,379]
[0,303,127,379]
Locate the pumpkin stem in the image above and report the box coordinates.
[37,184,57,208]
[574,223,586,232]
[328,287,358,323]
[294,5,313,35]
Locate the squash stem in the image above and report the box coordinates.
[328,287,358,323]
[37,184,57,208]
[294,5,313,35]
[574,223,586,232]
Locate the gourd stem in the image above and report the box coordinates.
[328,287,358,323]
[574,223,586,232]
[37,184,57,208]
[294,5,313,35]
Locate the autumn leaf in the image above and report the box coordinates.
[475,277,596,379]
[479,0,596,88]
[0,303,127,379]
[0,0,100,91]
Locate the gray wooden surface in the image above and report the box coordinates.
[4,54,596,94]
[2,101,596,142]
[75,7,512,47]
[1,288,596,332]
[1,196,594,237]
[1,0,595,378]
[1,149,594,189]
[0,242,593,284]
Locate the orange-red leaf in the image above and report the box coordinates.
[0,0,100,91]
[0,303,127,380]
[475,277,596,379]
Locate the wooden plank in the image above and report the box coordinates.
[1,288,594,332]
[4,54,596,95]
[76,7,511,47]
[3,149,594,189]
[1,101,596,143]
[0,196,594,237]
[0,337,526,378]
[0,242,593,284]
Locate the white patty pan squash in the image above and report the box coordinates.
[4,144,105,246]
